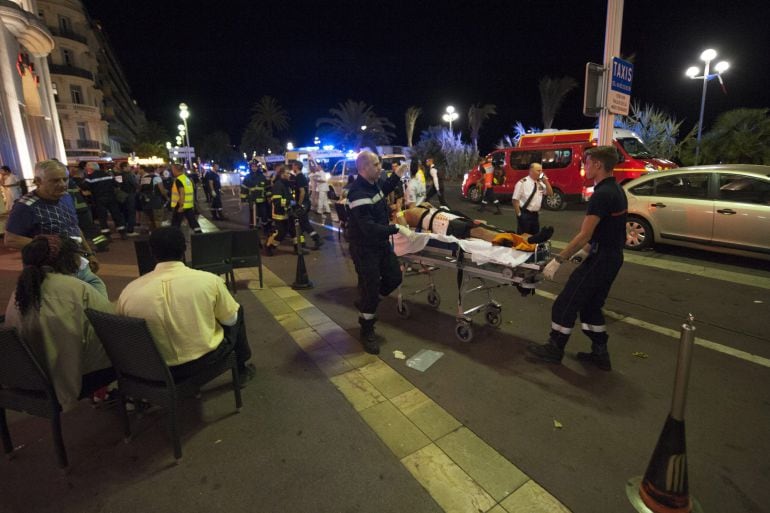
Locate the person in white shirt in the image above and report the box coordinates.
[312,161,331,215]
[512,162,553,235]
[308,162,319,213]
[1,165,22,213]
[405,160,426,208]
[424,157,448,208]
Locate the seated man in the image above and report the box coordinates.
[4,235,114,411]
[117,227,255,385]
[395,203,553,252]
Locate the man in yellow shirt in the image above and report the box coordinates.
[117,227,255,384]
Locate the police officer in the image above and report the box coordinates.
[170,163,202,233]
[527,146,627,371]
[82,162,127,239]
[240,160,269,231]
[290,160,322,250]
[264,165,298,256]
[512,162,553,234]
[347,150,410,354]
[424,156,448,208]
[206,164,226,220]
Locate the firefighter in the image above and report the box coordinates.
[264,165,299,256]
[477,157,503,214]
[347,150,410,354]
[240,160,269,232]
[289,160,322,250]
[82,162,127,239]
[68,165,109,252]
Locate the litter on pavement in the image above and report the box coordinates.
[406,349,444,372]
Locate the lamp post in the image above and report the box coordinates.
[685,49,729,164]
[178,103,192,171]
[442,105,458,133]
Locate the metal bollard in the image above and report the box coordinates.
[627,314,703,513]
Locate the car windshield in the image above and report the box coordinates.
[618,137,655,159]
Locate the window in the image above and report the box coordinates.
[653,173,709,199]
[76,122,88,141]
[629,179,654,196]
[718,174,770,205]
[62,49,73,66]
[541,149,572,169]
[509,151,540,170]
[490,151,505,168]
[52,82,58,102]
[58,16,72,33]
[70,85,83,104]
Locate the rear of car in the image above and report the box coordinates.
[623,165,770,259]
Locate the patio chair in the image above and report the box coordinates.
[85,309,242,462]
[230,229,263,290]
[190,230,234,290]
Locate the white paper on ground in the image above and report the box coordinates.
[406,349,444,372]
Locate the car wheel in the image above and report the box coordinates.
[544,189,567,210]
[468,185,483,204]
[626,216,653,250]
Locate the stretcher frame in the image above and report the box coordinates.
[396,240,551,342]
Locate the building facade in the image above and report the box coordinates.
[37,0,144,165]
[0,0,66,180]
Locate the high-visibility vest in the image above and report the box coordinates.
[171,174,194,209]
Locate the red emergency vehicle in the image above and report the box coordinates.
[461,128,677,210]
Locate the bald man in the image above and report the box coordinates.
[346,150,409,354]
[512,162,553,235]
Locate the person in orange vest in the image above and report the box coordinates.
[478,158,503,214]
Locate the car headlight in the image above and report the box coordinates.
[462,173,468,188]
[645,163,656,172]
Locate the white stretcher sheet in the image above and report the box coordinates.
[392,232,533,268]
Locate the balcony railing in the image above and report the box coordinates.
[49,64,93,81]
[64,139,101,150]
[47,26,87,44]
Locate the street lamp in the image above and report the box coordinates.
[178,102,192,171]
[442,105,458,133]
[685,49,729,164]
[287,142,294,151]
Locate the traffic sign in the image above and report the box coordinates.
[608,56,633,115]
[171,146,195,158]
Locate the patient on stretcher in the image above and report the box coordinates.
[394,203,553,252]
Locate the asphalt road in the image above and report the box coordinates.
[221,183,770,513]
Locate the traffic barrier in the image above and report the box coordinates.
[291,218,313,290]
[626,314,702,513]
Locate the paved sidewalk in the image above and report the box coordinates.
[0,214,571,513]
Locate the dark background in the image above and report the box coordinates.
[82,0,770,154]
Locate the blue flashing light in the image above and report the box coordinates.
[345,150,358,159]
[322,145,335,151]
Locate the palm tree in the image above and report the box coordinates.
[404,106,422,147]
[316,100,395,150]
[539,76,578,129]
[468,103,497,149]
[249,95,289,134]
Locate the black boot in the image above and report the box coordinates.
[359,318,380,355]
[576,334,611,371]
[477,201,487,212]
[493,202,501,215]
[311,233,323,250]
[526,335,567,364]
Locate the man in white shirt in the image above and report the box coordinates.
[512,163,553,235]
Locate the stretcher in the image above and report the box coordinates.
[392,232,550,342]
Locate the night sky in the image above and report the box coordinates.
[82,0,770,154]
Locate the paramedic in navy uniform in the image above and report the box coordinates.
[347,150,410,355]
[527,146,627,371]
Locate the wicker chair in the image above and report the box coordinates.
[230,229,263,290]
[85,309,242,462]
[190,231,234,290]
[0,327,68,469]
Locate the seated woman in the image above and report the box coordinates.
[4,235,115,411]
[395,203,553,252]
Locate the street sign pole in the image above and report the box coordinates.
[598,0,625,146]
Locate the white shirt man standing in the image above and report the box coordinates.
[512,162,553,235]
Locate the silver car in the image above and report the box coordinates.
[623,164,770,260]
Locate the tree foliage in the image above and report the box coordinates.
[249,95,290,134]
[316,99,394,150]
[132,120,170,158]
[404,106,422,147]
[412,126,479,179]
[199,130,237,167]
[615,102,684,159]
[468,103,497,149]
[539,76,577,129]
[240,123,279,157]
[697,108,770,165]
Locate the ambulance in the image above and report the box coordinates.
[461,128,676,210]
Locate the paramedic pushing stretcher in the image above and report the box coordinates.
[527,146,627,371]
[347,151,409,355]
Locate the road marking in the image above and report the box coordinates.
[535,289,770,369]
[548,240,770,290]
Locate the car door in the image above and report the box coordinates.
[648,172,714,244]
[711,173,770,254]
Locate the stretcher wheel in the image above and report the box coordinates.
[455,321,474,342]
[427,290,441,308]
[397,300,411,319]
[484,306,502,327]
